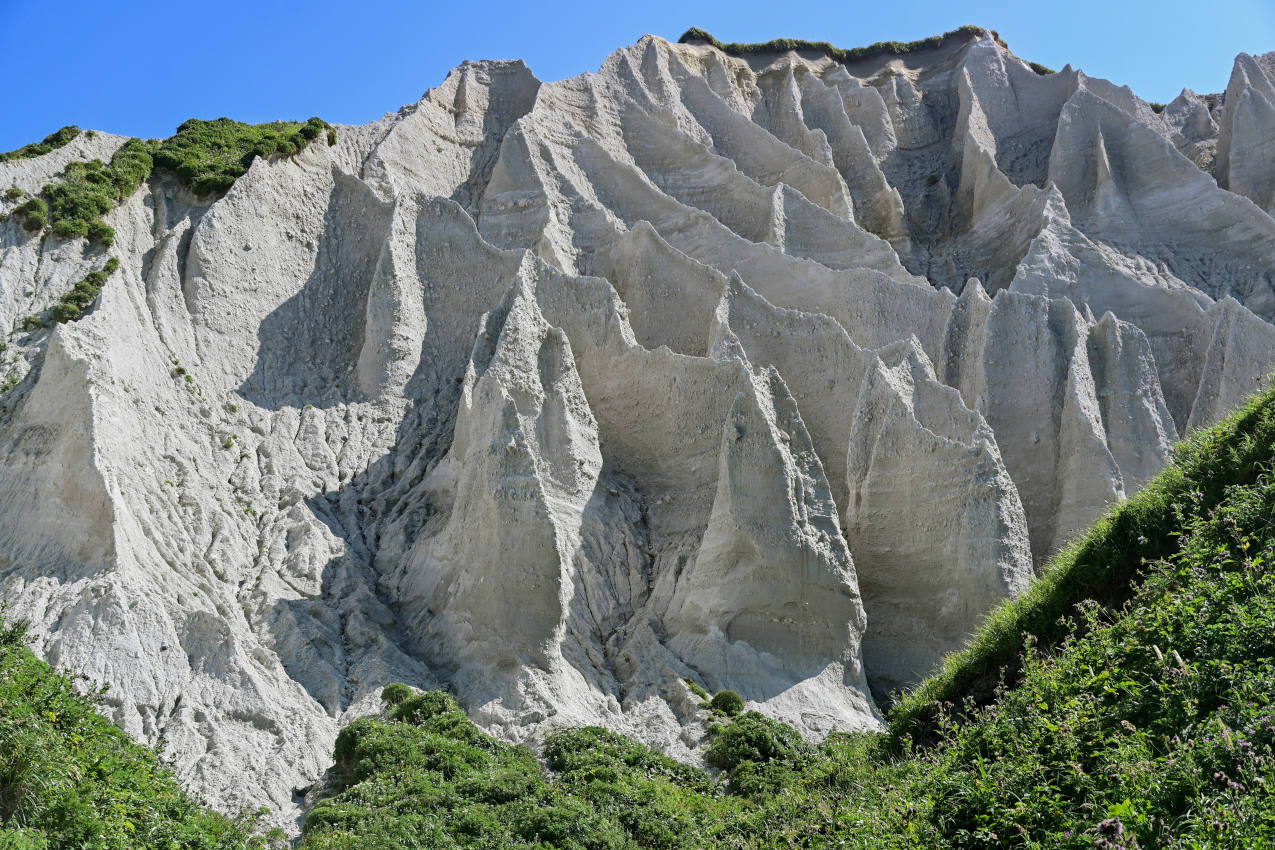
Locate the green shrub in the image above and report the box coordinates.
[380,682,413,706]
[389,690,463,726]
[51,219,87,238]
[710,689,744,716]
[0,126,80,162]
[705,711,809,771]
[310,711,552,846]
[152,116,331,196]
[722,757,798,797]
[18,212,45,233]
[1149,101,1167,113]
[35,138,155,246]
[388,691,498,751]
[545,726,714,791]
[13,198,46,232]
[3,187,23,201]
[86,220,115,244]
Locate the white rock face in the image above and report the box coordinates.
[1,30,1274,830]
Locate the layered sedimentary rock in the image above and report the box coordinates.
[2,30,1274,829]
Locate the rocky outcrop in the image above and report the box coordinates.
[1,29,1274,831]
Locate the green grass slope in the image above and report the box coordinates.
[0,621,272,849]
[889,383,1275,744]
[298,383,1275,848]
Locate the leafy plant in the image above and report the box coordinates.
[683,677,710,701]
[705,711,808,771]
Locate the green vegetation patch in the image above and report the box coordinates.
[40,139,156,247]
[49,257,120,324]
[379,683,413,707]
[683,678,710,701]
[0,618,269,848]
[0,126,80,163]
[709,690,744,717]
[152,117,334,196]
[302,691,753,848]
[884,464,1275,845]
[12,197,47,233]
[678,26,1057,75]
[16,115,336,249]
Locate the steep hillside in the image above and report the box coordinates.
[297,382,1275,847]
[0,619,270,848]
[2,25,1275,828]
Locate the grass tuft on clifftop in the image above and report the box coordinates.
[297,382,1275,847]
[678,26,1056,74]
[10,115,336,249]
[152,116,334,196]
[0,619,271,848]
[0,126,81,163]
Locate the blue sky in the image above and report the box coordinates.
[3,0,1274,151]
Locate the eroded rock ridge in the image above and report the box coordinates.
[2,30,1274,827]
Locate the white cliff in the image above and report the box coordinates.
[1,29,1274,830]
